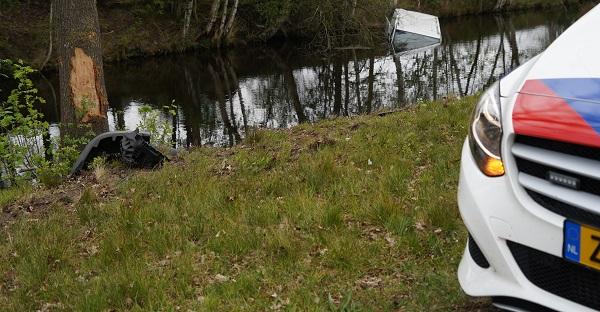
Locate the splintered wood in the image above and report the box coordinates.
[69,47,101,122]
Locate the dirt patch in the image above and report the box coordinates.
[454,298,496,311]
[0,169,127,227]
[308,137,336,151]
[349,122,365,131]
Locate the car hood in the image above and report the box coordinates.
[511,4,600,148]
[522,4,600,82]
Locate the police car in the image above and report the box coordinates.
[457,4,600,311]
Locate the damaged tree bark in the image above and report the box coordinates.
[55,0,109,134]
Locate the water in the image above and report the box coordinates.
[36,7,582,147]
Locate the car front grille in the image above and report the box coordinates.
[516,157,600,197]
[510,135,600,310]
[493,296,557,312]
[512,135,600,227]
[508,241,600,310]
[527,190,600,229]
[515,135,600,161]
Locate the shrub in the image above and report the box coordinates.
[137,101,177,151]
[0,59,92,187]
[0,59,49,185]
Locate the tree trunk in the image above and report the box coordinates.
[487,20,505,86]
[223,0,239,39]
[352,50,362,113]
[205,0,222,34]
[333,61,342,116]
[55,0,108,134]
[225,57,248,133]
[40,1,54,71]
[505,17,520,67]
[171,107,178,148]
[432,48,438,100]
[182,0,194,38]
[365,56,375,113]
[344,61,350,116]
[494,0,510,11]
[465,35,482,95]
[217,56,241,142]
[271,50,307,123]
[213,0,229,46]
[283,67,307,123]
[183,67,202,146]
[393,54,405,107]
[449,47,464,96]
[208,63,235,146]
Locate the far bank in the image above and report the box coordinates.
[0,0,595,67]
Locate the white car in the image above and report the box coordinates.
[458,4,600,312]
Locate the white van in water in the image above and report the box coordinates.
[387,9,441,54]
[457,4,600,311]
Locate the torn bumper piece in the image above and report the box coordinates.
[70,130,166,176]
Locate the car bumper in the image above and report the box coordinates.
[457,139,597,312]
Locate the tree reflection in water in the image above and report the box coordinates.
[37,8,579,147]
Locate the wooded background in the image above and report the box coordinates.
[0,0,591,65]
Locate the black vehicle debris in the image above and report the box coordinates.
[70,130,166,176]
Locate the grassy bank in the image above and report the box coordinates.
[0,96,494,311]
[0,0,594,66]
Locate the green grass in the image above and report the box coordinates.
[0,186,28,209]
[0,96,491,311]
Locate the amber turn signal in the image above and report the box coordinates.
[481,156,505,177]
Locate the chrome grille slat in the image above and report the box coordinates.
[512,143,600,180]
[518,173,600,215]
[512,135,600,222]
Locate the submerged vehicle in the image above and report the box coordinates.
[387,9,441,54]
[458,4,600,311]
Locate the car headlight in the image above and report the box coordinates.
[469,82,505,177]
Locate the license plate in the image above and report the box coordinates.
[564,220,600,271]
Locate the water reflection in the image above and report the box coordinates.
[37,8,579,147]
